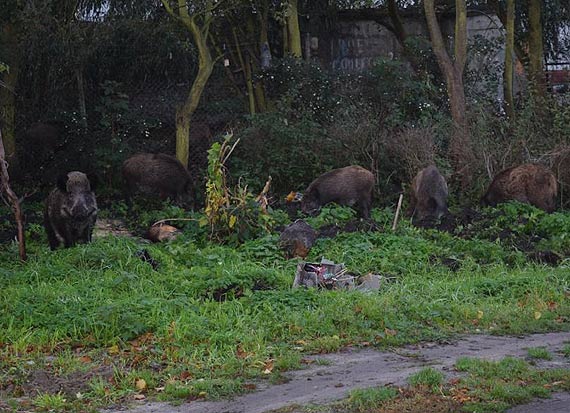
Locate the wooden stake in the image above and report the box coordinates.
[391,193,404,231]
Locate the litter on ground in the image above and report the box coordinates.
[292,257,383,291]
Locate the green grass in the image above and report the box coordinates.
[347,386,398,412]
[527,347,553,360]
[1,203,570,411]
[407,368,444,392]
[33,392,67,411]
[455,357,570,412]
[310,357,570,413]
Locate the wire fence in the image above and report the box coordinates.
[12,65,247,189]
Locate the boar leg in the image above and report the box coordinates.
[45,223,61,250]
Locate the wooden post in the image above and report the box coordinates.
[0,128,26,261]
[391,193,404,231]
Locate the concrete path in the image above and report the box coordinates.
[102,332,570,413]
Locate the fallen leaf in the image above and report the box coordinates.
[198,391,207,397]
[547,301,558,310]
[285,191,297,202]
[451,388,471,403]
[360,341,371,347]
[385,328,397,337]
[79,355,92,363]
[477,310,484,319]
[534,311,542,320]
[108,345,120,355]
[262,359,274,374]
[180,371,192,380]
[236,345,248,359]
[155,386,165,392]
[135,378,147,392]
[544,381,564,388]
[133,394,145,400]
[243,383,256,390]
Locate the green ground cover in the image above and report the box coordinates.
[0,203,569,412]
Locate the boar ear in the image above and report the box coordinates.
[56,172,69,192]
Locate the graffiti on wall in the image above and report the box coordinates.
[330,21,395,72]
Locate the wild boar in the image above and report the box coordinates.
[279,220,317,259]
[44,171,98,250]
[146,224,180,243]
[482,163,558,212]
[122,153,193,205]
[408,165,449,226]
[20,122,62,174]
[301,165,375,219]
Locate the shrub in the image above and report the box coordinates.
[230,112,343,194]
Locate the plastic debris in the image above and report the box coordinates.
[293,258,386,291]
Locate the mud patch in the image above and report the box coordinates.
[374,388,462,413]
[6,365,114,399]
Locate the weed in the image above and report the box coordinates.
[455,357,570,412]
[527,347,553,360]
[347,386,398,412]
[562,344,570,357]
[33,392,67,411]
[407,368,444,392]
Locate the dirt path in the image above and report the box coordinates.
[102,332,570,413]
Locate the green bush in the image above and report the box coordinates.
[230,112,344,194]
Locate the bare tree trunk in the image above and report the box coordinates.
[528,0,545,96]
[488,0,529,70]
[244,55,256,114]
[287,0,302,58]
[162,0,215,168]
[424,0,474,187]
[0,129,26,261]
[504,0,515,119]
[75,67,88,127]
[282,24,289,55]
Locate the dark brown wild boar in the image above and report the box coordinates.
[44,171,98,250]
[482,163,558,212]
[301,165,374,219]
[408,165,449,226]
[21,122,62,170]
[122,153,193,205]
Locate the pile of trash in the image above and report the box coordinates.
[293,258,383,291]
[292,258,354,289]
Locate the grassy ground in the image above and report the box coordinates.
[1,202,570,412]
[285,357,570,413]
